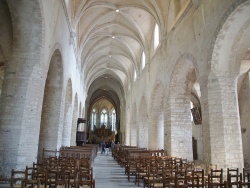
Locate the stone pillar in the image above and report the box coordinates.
[131,117,137,146]
[70,95,78,146]
[199,75,211,165]
[125,109,131,145]
[138,115,148,149]
[164,98,171,154]
[149,110,164,150]
[208,74,243,169]
[62,107,73,147]
[138,98,148,148]
[169,95,193,161]
[0,0,43,178]
[148,110,158,150]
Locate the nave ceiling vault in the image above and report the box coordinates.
[70,0,166,105]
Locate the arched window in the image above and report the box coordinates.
[154,23,159,49]
[100,109,108,126]
[134,70,137,82]
[91,109,96,130]
[111,109,116,131]
[190,101,194,121]
[142,51,145,70]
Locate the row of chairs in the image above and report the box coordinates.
[112,146,250,188]
[11,166,95,188]
[142,163,250,187]
[11,147,96,188]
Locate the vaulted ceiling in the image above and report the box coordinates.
[67,0,185,110]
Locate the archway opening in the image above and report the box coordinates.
[38,49,63,158]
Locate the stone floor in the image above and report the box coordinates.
[94,151,139,188]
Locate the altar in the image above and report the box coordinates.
[92,124,115,143]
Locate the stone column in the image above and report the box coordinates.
[199,75,211,166]
[208,74,243,169]
[168,94,193,161]
[0,0,44,178]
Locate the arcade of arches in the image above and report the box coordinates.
[0,0,250,178]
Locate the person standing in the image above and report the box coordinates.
[111,141,115,151]
[101,141,105,154]
[105,142,109,155]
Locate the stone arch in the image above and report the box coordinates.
[149,80,165,150]
[130,103,137,146]
[38,49,64,158]
[138,96,149,148]
[62,78,73,147]
[208,0,250,169]
[70,93,78,146]
[167,54,198,161]
[211,1,250,76]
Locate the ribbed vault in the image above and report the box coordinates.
[69,0,174,132]
[69,0,169,100]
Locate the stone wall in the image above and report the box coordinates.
[126,0,249,169]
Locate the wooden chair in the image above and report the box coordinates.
[25,166,34,180]
[0,177,10,187]
[10,169,27,188]
[207,169,227,188]
[33,162,44,172]
[127,157,137,181]
[135,157,148,186]
[75,168,95,188]
[21,179,41,188]
[150,170,166,188]
[227,168,240,188]
[181,159,188,167]
[75,179,95,188]
[143,164,158,188]
[169,171,189,188]
[32,169,46,186]
[52,179,68,188]
[62,163,77,187]
[44,170,57,187]
[194,163,206,171]
[187,169,205,188]
[44,169,69,188]
[57,170,71,188]
[239,170,250,188]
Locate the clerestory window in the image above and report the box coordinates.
[111,109,116,131]
[91,109,96,130]
[142,51,145,70]
[100,109,108,126]
[154,24,159,49]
